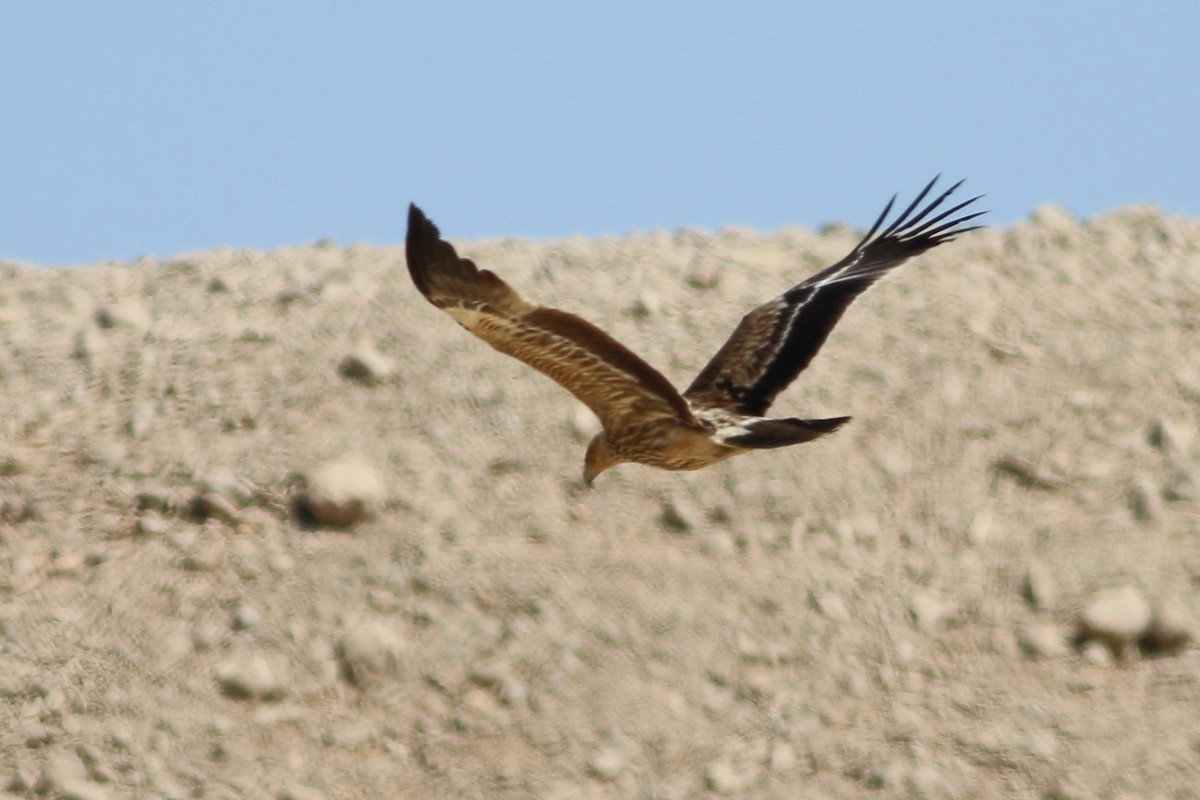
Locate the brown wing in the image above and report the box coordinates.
[684,176,985,416]
[406,204,695,432]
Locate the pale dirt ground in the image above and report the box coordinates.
[1,203,1199,799]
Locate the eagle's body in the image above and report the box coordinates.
[405,178,984,484]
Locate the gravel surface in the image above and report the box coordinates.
[1,204,1198,798]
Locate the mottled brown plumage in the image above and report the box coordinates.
[406,177,984,484]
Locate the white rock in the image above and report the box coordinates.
[191,620,225,652]
[767,742,797,774]
[1148,417,1196,456]
[587,747,626,780]
[231,602,263,631]
[1081,640,1115,666]
[567,403,602,443]
[1018,623,1070,659]
[910,591,957,632]
[300,460,385,526]
[1023,560,1058,610]
[41,751,88,790]
[1127,475,1163,522]
[704,758,754,795]
[216,652,288,701]
[337,617,404,684]
[813,592,850,621]
[965,509,994,546]
[338,345,394,384]
[1078,585,1152,652]
[200,467,256,505]
[192,492,241,525]
[469,659,527,707]
[629,290,662,318]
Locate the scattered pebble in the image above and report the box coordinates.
[910,591,957,632]
[587,747,626,780]
[83,545,109,566]
[1023,560,1058,610]
[1018,623,1070,659]
[965,508,994,546]
[704,757,754,795]
[813,591,851,621]
[992,455,1068,490]
[1081,640,1115,667]
[659,494,702,533]
[191,620,226,652]
[136,485,182,515]
[1126,474,1164,522]
[133,513,170,537]
[299,460,385,527]
[628,289,662,318]
[567,404,602,443]
[322,720,376,749]
[1148,417,1196,455]
[337,617,404,685]
[338,345,395,384]
[231,602,263,631]
[191,492,241,525]
[1078,585,1152,655]
[469,659,527,707]
[200,467,256,506]
[21,721,55,747]
[39,751,106,800]
[216,652,288,701]
[683,257,722,289]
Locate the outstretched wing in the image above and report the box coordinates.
[406,204,695,431]
[684,176,985,416]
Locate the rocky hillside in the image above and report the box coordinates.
[1,204,1198,798]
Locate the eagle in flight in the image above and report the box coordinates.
[406,177,984,484]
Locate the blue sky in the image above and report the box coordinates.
[2,2,1197,266]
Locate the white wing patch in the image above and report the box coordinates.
[445,306,491,330]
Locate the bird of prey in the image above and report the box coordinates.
[406,177,984,484]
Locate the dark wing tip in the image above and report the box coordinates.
[895,176,988,243]
[405,202,447,299]
[408,202,437,237]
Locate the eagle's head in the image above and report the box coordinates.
[583,432,622,486]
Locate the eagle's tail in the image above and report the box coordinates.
[721,416,851,449]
